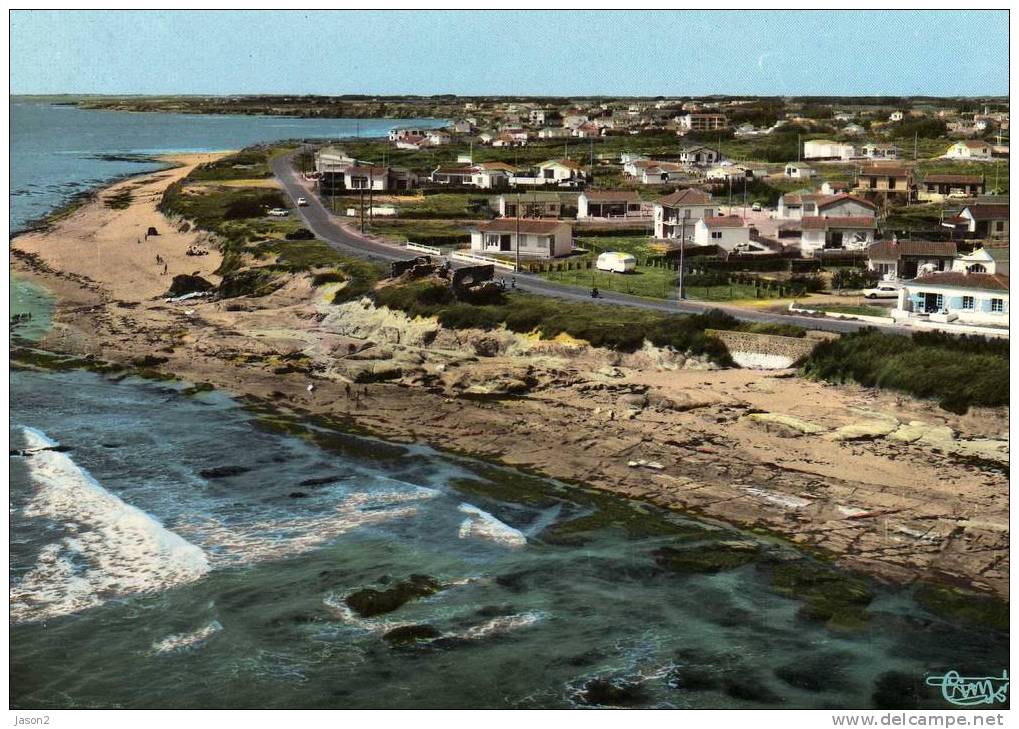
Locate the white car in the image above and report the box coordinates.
[751,202,762,212]
[595,251,636,273]
[863,284,900,299]
[297,197,309,206]
[267,208,290,217]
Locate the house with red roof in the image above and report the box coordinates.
[693,216,756,251]
[470,218,573,258]
[894,270,1009,326]
[800,216,878,256]
[653,188,717,239]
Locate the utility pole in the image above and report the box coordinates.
[797,134,801,162]
[515,192,521,273]
[359,186,365,234]
[678,218,686,300]
[368,166,374,224]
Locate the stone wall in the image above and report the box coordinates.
[706,329,821,370]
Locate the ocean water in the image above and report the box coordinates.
[8,103,1008,710]
[9,100,446,232]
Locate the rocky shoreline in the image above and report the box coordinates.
[9,159,1010,605]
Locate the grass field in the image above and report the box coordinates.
[542,265,677,299]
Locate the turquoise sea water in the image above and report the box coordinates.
[8,103,1008,710]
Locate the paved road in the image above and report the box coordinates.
[271,154,898,335]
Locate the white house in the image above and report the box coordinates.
[799,216,877,256]
[889,111,905,122]
[817,193,878,218]
[946,140,993,160]
[426,130,452,146]
[314,147,358,173]
[470,218,573,258]
[862,143,899,160]
[449,119,473,134]
[803,140,856,160]
[784,162,816,179]
[867,239,959,280]
[678,145,721,166]
[952,246,1009,276]
[639,162,688,185]
[343,166,391,191]
[538,126,569,139]
[577,190,650,219]
[894,271,1009,326]
[471,162,517,189]
[693,216,752,251]
[389,127,430,142]
[653,188,716,240]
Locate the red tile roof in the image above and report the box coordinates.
[963,204,1009,220]
[867,240,958,259]
[911,272,1009,291]
[582,190,640,202]
[924,174,984,185]
[817,193,878,211]
[702,216,746,229]
[657,188,713,206]
[479,218,568,234]
[858,165,911,177]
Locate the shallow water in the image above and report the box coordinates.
[9,366,1008,709]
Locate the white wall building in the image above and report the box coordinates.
[803,140,856,160]
[946,140,993,160]
[693,216,751,251]
[470,219,573,258]
[653,188,716,239]
[894,272,1009,326]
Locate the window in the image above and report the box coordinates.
[683,209,691,218]
[991,299,1004,313]
[888,177,897,190]
[711,231,723,240]
[995,221,1005,232]
[704,208,713,218]
[962,296,975,310]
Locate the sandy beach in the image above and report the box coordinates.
[10,158,1010,600]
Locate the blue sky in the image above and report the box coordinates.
[10,10,1009,96]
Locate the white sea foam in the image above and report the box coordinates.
[152,620,223,654]
[457,503,527,548]
[11,427,211,623]
[182,487,436,566]
[455,611,545,640]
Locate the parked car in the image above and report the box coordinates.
[267,208,290,217]
[751,202,762,212]
[863,284,900,299]
[297,197,309,206]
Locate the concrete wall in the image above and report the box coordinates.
[706,329,820,370]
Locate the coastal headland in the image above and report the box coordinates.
[10,155,1009,610]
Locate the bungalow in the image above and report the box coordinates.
[572,122,605,138]
[430,165,475,186]
[803,140,856,160]
[497,191,575,219]
[492,132,526,147]
[946,140,993,160]
[854,164,912,199]
[396,134,431,150]
[389,127,430,142]
[889,111,904,122]
[470,218,573,258]
[866,239,958,279]
[449,119,473,134]
[639,162,688,185]
[957,204,1009,240]
[653,188,717,240]
[577,190,650,219]
[918,174,985,202]
[344,165,392,192]
[471,162,517,190]
[678,145,721,166]
[426,130,452,146]
[862,143,899,160]
[784,162,816,179]
[894,271,1009,326]
[820,180,851,195]
[799,216,877,255]
[537,126,569,139]
[952,245,1009,276]
[693,216,752,251]
[508,159,588,187]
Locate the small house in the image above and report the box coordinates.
[946,140,993,160]
[653,188,716,240]
[692,216,751,251]
[799,216,877,256]
[918,174,985,202]
[470,218,573,258]
[784,163,816,179]
[894,271,1009,325]
[577,190,649,219]
[866,239,958,279]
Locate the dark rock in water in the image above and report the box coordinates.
[382,624,441,647]
[289,491,308,499]
[475,604,517,619]
[577,678,649,707]
[345,574,441,618]
[669,665,724,692]
[167,274,214,297]
[495,570,533,593]
[775,651,854,693]
[724,676,784,705]
[199,465,251,479]
[872,671,933,709]
[653,541,760,574]
[299,475,340,487]
[758,557,874,631]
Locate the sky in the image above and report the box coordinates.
[9,10,1009,97]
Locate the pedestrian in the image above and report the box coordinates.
[344,383,352,398]
[163,263,168,275]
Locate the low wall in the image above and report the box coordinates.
[706,329,821,370]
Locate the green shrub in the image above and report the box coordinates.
[801,329,1008,412]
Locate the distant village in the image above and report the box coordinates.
[295,96,1009,334]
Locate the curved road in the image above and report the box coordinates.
[272,154,898,335]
